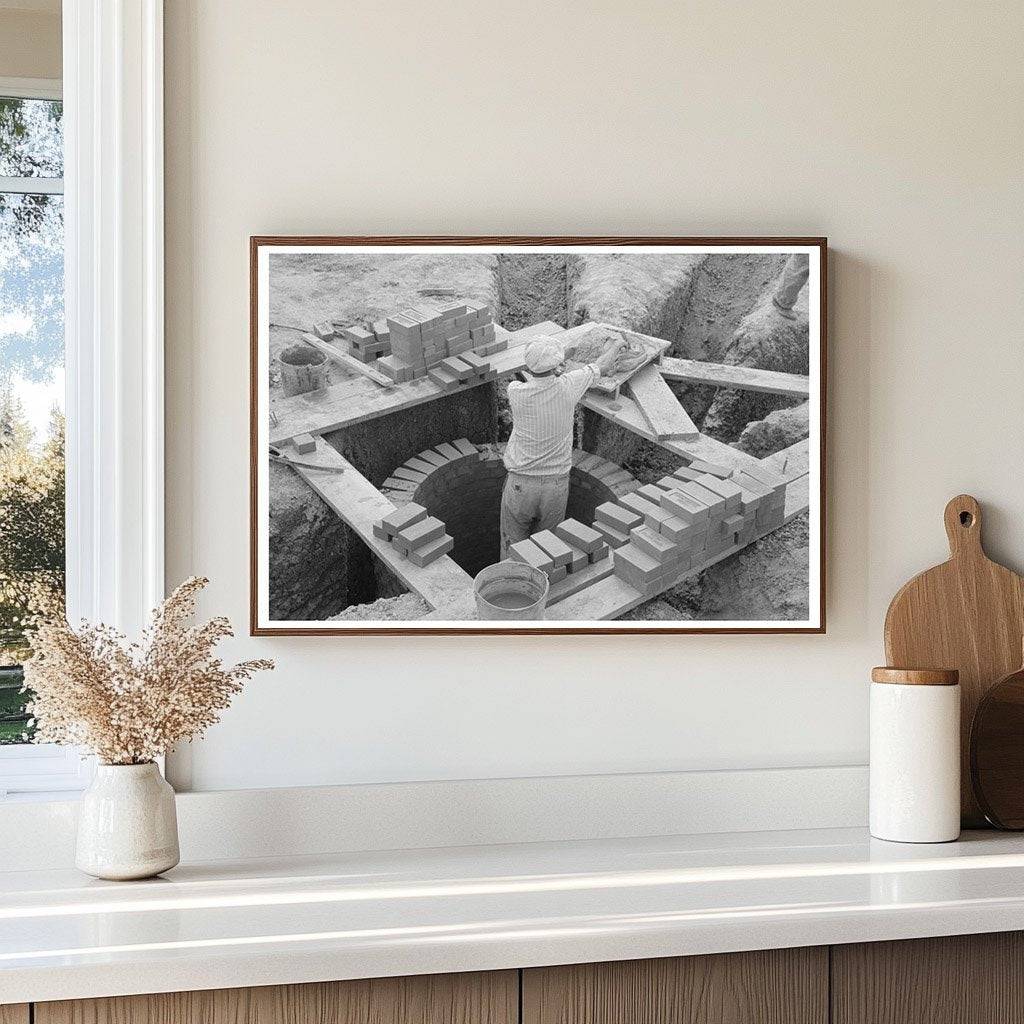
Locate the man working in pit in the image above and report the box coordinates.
[500,336,628,556]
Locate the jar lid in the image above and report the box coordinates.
[871,666,959,686]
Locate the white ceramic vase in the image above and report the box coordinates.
[76,762,180,880]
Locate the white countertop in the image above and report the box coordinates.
[4,826,1024,1004]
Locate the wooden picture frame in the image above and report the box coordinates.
[251,237,826,635]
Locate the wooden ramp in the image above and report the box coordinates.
[623,364,699,440]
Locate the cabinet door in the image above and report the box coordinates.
[523,948,828,1024]
[0,1006,29,1024]
[35,970,517,1024]
[832,932,1024,1024]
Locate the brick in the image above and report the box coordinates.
[554,518,604,554]
[732,471,773,504]
[461,351,490,373]
[602,469,636,490]
[595,501,643,532]
[509,538,555,573]
[738,460,787,491]
[660,515,695,545]
[613,543,662,588]
[594,522,631,548]
[696,473,743,512]
[372,318,391,340]
[618,492,663,522]
[342,325,374,346]
[575,453,604,473]
[451,438,479,457]
[409,533,454,567]
[435,302,468,318]
[676,481,727,518]
[589,540,610,562]
[637,483,667,505]
[567,548,589,574]
[403,456,436,475]
[292,433,316,454]
[723,513,745,536]
[644,506,674,532]
[393,466,428,484]
[397,515,445,552]
[547,564,568,584]
[382,476,419,493]
[531,529,573,567]
[416,450,449,469]
[387,313,422,340]
[379,502,428,536]
[435,442,463,462]
[670,465,706,484]
[314,320,336,341]
[660,488,708,523]
[630,524,678,562]
[470,323,496,343]
[687,458,733,479]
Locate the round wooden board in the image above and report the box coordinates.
[884,495,1024,826]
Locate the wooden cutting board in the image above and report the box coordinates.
[884,494,1024,825]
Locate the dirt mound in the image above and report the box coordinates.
[735,401,810,458]
[330,593,430,621]
[701,278,810,441]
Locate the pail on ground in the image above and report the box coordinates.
[278,344,328,397]
[473,560,549,620]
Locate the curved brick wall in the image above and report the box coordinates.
[381,439,638,577]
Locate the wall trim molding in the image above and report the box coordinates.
[0,75,62,100]
[0,765,868,870]
[63,0,165,635]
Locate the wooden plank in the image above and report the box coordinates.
[551,474,810,620]
[581,391,784,482]
[623,363,700,439]
[37,971,518,1024]
[523,948,827,1024]
[0,1007,28,1024]
[299,332,395,388]
[832,933,1024,1024]
[763,437,810,480]
[270,322,565,445]
[660,355,810,398]
[291,439,474,612]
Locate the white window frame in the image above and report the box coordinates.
[0,0,164,798]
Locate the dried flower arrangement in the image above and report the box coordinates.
[22,576,273,765]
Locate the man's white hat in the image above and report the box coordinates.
[524,338,563,374]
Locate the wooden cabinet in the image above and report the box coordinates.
[522,948,828,1024]
[34,971,517,1024]
[22,932,1024,1024]
[832,932,1024,1024]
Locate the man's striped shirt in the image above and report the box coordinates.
[503,365,600,476]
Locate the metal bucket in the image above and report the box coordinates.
[473,560,549,620]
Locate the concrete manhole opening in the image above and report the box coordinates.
[383,442,638,578]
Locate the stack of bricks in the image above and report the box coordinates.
[509,518,609,585]
[372,502,454,568]
[592,458,788,598]
[427,351,498,392]
[377,302,506,383]
[333,320,393,364]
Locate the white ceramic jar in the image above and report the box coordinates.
[76,762,180,880]
[869,667,961,843]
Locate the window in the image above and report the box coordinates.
[0,80,85,797]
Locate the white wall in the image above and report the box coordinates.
[164,1,1024,792]
[0,5,61,80]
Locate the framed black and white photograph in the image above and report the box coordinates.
[251,237,826,635]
